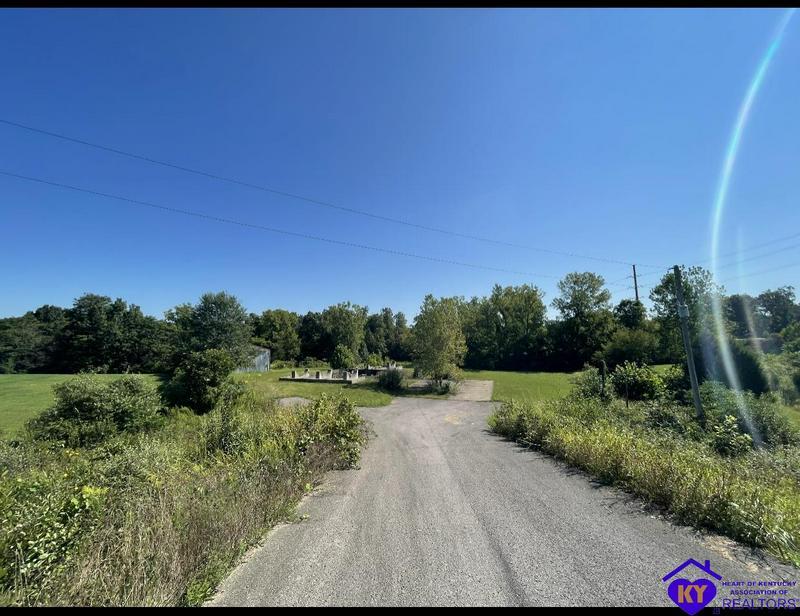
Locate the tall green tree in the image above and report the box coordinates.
[756,286,797,334]
[550,272,614,370]
[167,292,252,367]
[253,309,301,361]
[320,302,368,358]
[410,295,466,384]
[649,266,721,362]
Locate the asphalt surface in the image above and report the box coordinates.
[209,397,798,607]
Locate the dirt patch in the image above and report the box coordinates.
[451,379,493,402]
[276,397,311,407]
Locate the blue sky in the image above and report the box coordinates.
[2,8,799,319]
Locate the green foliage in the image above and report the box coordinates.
[613,299,646,329]
[550,272,615,370]
[377,367,405,392]
[460,284,547,371]
[757,286,797,335]
[700,381,799,448]
[695,334,769,395]
[365,352,385,367]
[602,327,658,369]
[570,366,610,401]
[169,349,236,414]
[320,302,368,359]
[251,309,300,362]
[488,397,800,565]
[330,344,357,370]
[709,414,753,457]
[661,364,690,402]
[167,292,252,368]
[649,266,721,362]
[1,391,366,606]
[609,362,665,401]
[782,322,800,354]
[410,295,467,384]
[26,374,163,447]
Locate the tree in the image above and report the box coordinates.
[298,311,327,360]
[389,312,410,360]
[649,266,721,362]
[757,287,797,334]
[613,299,646,329]
[320,302,368,358]
[725,294,765,338]
[410,295,466,384]
[330,344,358,370]
[167,292,252,367]
[551,272,614,370]
[602,327,659,369]
[253,309,300,361]
[461,285,547,370]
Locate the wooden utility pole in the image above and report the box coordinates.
[673,265,704,424]
[632,264,639,302]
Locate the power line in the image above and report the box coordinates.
[0,118,658,269]
[0,169,574,280]
[720,260,800,285]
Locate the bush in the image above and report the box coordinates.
[330,345,357,370]
[661,364,690,402]
[700,381,799,448]
[377,368,404,392]
[609,362,664,401]
[709,414,753,457]
[602,327,658,370]
[26,374,163,447]
[570,365,610,401]
[2,392,366,606]
[169,349,235,414]
[365,353,385,367]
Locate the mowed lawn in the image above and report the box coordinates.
[463,370,575,403]
[0,373,164,436]
[236,370,392,407]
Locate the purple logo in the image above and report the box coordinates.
[663,559,722,615]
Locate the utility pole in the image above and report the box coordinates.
[632,264,639,302]
[673,265,704,425]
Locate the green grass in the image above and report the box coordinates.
[236,370,391,407]
[463,369,575,402]
[0,374,163,437]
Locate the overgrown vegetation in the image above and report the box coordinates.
[0,379,366,606]
[489,371,800,565]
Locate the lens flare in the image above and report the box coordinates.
[709,9,795,443]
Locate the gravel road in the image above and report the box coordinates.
[208,397,797,607]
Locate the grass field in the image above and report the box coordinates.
[0,373,164,436]
[236,370,392,407]
[463,370,575,403]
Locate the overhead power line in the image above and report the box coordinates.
[0,169,573,280]
[0,118,659,269]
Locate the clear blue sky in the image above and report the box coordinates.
[2,8,799,319]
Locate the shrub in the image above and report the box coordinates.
[27,374,163,447]
[2,392,367,606]
[609,362,664,401]
[661,364,690,402]
[602,327,658,370]
[365,353,385,367]
[709,414,753,457]
[169,349,235,414]
[570,365,610,401]
[330,345,357,370]
[700,381,799,448]
[377,367,404,392]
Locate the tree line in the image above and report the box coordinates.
[2,268,799,389]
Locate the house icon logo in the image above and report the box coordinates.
[663,559,722,615]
